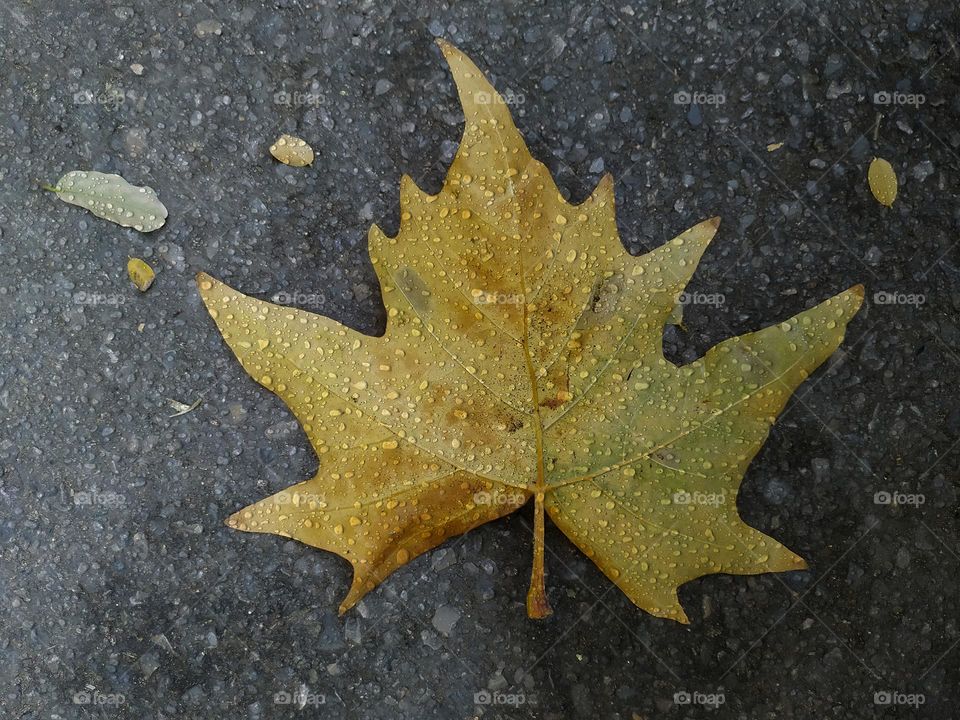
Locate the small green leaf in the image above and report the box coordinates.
[47,170,168,232]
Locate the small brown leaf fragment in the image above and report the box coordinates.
[167,397,203,417]
[46,170,167,232]
[127,257,155,292]
[269,134,314,167]
[868,157,897,207]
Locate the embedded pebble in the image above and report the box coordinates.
[431,605,462,636]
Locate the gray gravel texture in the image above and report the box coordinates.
[2,1,959,719]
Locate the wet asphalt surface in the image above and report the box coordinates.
[1,1,958,718]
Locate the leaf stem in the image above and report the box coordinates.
[526,490,552,619]
[517,243,553,619]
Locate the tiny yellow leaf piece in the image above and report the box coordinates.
[127,257,155,292]
[868,157,897,207]
[269,134,314,167]
[766,142,784,152]
[199,41,866,623]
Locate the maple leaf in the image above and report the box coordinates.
[197,41,863,622]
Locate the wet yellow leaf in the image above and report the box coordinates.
[868,157,897,207]
[766,142,784,152]
[198,41,864,623]
[127,257,155,292]
[269,134,314,167]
